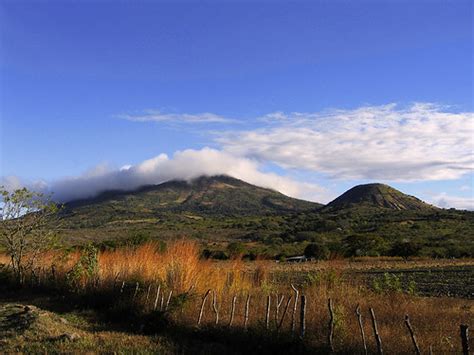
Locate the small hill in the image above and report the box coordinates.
[322,183,435,212]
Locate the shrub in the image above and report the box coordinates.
[390,240,421,258]
[304,243,330,260]
[343,234,388,257]
[227,242,245,258]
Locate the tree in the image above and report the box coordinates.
[304,243,330,260]
[390,240,422,259]
[0,187,60,283]
[343,234,388,257]
[227,242,245,259]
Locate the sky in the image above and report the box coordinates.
[0,0,473,209]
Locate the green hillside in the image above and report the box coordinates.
[62,175,319,217]
[54,177,474,258]
[275,184,473,258]
[57,175,320,244]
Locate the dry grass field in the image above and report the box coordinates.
[0,241,472,354]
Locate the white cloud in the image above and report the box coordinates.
[118,109,236,124]
[218,103,474,181]
[1,148,327,203]
[430,193,474,211]
[3,102,473,210]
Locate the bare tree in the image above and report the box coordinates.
[0,187,60,283]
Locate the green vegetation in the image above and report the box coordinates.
[303,243,330,260]
[283,207,474,258]
[18,176,474,259]
[0,187,61,283]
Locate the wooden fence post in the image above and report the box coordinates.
[212,290,219,325]
[277,295,293,332]
[244,294,250,330]
[197,289,211,326]
[300,295,306,338]
[153,284,161,310]
[132,282,140,301]
[328,298,335,352]
[265,295,271,330]
[228,295,237,327]
[460,324,470,355]
[160,294,165,311]
[165,290,173,311]
[113,273,120,289]
[291,284,299,335]
[355,304,368,355]
[275,294,285,326]
[404,315,421,355]
[370,308,383,355]
[145,284,152,305]
[51,265,56,284]
[37,268,42,287]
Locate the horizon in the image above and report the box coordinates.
[1,1,473,210]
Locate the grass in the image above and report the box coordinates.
[0,300,228,354]
[0,241,472,354]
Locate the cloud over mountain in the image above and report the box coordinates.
[218,103,474,181]
[2,103,472,209]
[1,148,326,203]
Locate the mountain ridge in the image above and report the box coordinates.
[61,175,321,219]
[52,175,474,259]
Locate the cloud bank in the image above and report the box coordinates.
[1,148,327,203]
[219,103,474,181]
[2,103,473,209]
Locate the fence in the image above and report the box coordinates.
[116,280,470,355]
[2,265,471,354]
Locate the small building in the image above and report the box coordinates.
[286,255,308,263]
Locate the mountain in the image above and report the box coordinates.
[57,175,322,244]
[60,175,321,228]
[322,183,436,212]
[54,177,474,258]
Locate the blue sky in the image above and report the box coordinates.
[0,1,473,208]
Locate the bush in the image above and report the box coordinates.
[227,242,245,258]
[211,250,229,260]
[343,234,388,257]
[304,243,330,260]
[390,240,421,258]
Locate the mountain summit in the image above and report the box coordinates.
[323,183,435,211]
[62,175,320,222]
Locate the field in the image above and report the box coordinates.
[0,242,472,354]
[270,259,474,298]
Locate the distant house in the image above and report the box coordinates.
[285,255,308,263]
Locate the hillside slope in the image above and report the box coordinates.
[52,178,474,259]
[59,175,320,231]
[322,183,435,212]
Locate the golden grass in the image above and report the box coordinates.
[1,241,472,354]
[0,253,10,265]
